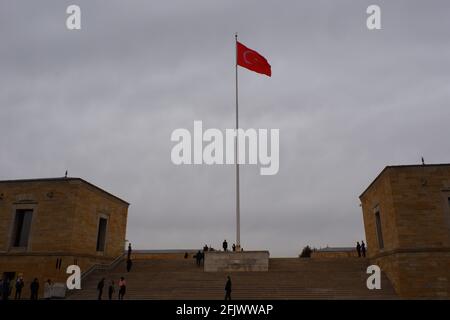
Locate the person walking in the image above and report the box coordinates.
[361,241,366,257]
[232,244,236,252]
[222,240,228,252]
[118,277,126,300]
[97,278,105,300]
[108,280,115,300]
[30,278,39,300]
[224,276,232,300]
[15,276,24,300]
[356,242,361,257]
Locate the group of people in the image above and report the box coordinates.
[200,240,242,254]
[96,242,134,300]
[356,241,367,257]
[202,244,217,252]
[95,243,133,300]
[97,277,127,300]
[222,240,240,252]
[193,240,241,266]
[0,276,51,300]
[193,239,244,267]
[194,250,205,266]
[0,276,22,300]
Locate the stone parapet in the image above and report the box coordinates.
[204,251,269,272]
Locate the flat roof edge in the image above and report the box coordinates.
[0,177,129,206]
[359,163,450,199]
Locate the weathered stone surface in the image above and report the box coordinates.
[204,251,269,272]
[360,164,450,298]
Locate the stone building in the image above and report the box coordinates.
[360,164,450,298]
[0,177,129,298]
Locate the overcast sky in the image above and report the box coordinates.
[1,1,450,256]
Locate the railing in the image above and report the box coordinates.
[81,252,126,281]
[65,252,126,298]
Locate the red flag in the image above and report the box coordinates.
[237,41,271,77]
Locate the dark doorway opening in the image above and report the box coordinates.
[375,211,384,249]
[96,217,108,252]
[12,209,33,248]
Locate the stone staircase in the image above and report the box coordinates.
[68,257,397,300]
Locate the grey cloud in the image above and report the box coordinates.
[1,0,450,256]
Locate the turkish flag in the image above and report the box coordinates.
[237,41,271,77]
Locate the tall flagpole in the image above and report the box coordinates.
[235,33,241,251]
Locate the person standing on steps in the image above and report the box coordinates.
[97,278,105,300]
[118,277,126,300]
[222,240,228,252]
[356,241,361,257]
[108,280,115,300]
[361,241,366,257]
[195,250,202,266]
[127,243,132,260]
[15,276,24,300]
[30,278,39,300]
[126,258,133,272]
[224,276,232,300]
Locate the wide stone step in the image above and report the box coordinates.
[68,258,397,300]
